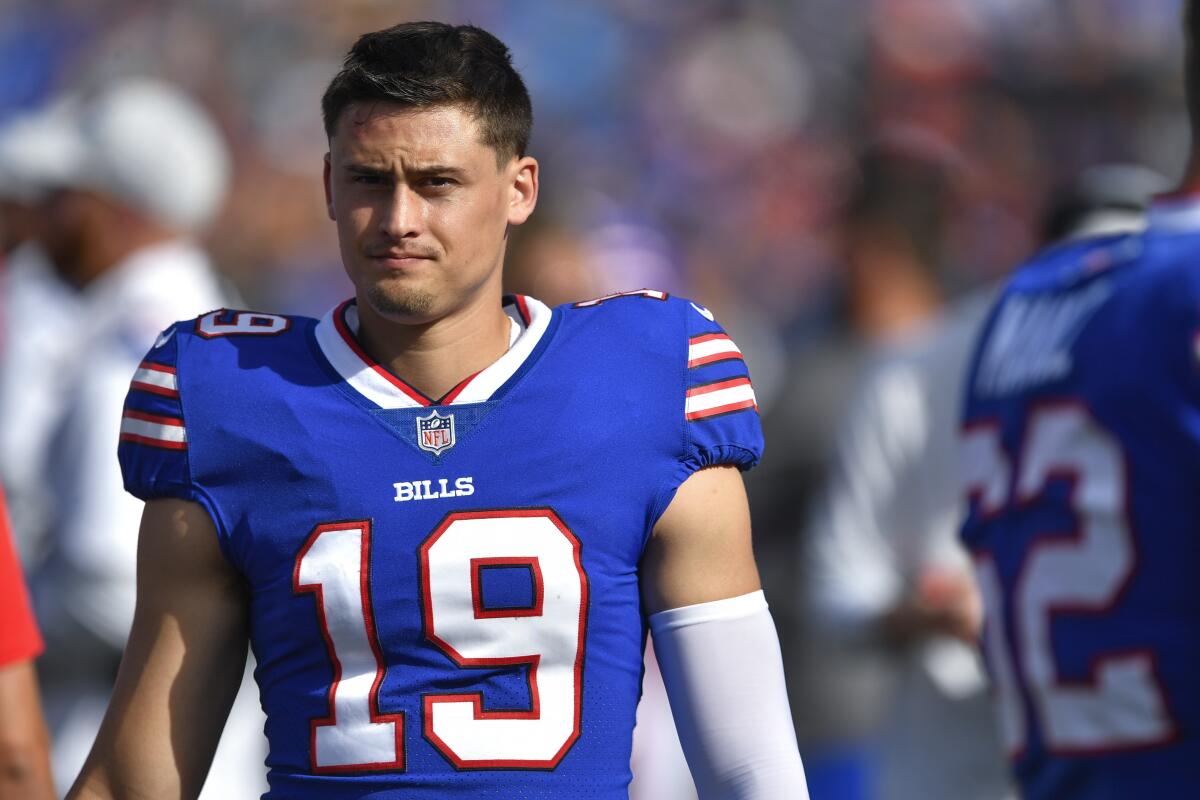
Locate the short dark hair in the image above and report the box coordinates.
[321,21,533,164]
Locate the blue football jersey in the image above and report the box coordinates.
[960,199,1200,799]
[118,291,762,798]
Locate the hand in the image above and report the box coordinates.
[882,567,982,646]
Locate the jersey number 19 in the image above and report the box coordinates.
[293,509,589,772]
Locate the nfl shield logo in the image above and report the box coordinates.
[416,410,456,455]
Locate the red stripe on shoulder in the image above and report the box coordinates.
[687,333,731,345]
[686,376,752,397]
[130,381,180,399]
[122,409,185,427]
[119,433,188,450]
[138,361,177,375]
[685,398,758,421]
[687,352,744,369]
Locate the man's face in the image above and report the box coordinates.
[324,102,537,325]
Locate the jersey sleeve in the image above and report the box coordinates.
[0,487,42,665]
[680,300,764,473]
[117,322,207,508]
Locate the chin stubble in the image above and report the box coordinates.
[365,282,436,318]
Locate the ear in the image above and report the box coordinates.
[506,155,539,226]
[323,152,335,221]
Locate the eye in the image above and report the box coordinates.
[420,176,457,189]
[352,173,387,186]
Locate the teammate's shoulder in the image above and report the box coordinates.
[1004,232,1139,294]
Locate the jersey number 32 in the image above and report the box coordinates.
[962,403,1174,756]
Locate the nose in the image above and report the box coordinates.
[379,184,421,240]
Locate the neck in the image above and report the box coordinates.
[354,290,513,401]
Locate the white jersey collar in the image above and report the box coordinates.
[314,295,551,409]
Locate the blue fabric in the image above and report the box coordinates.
[119,293,763,798]
[962,227,1200,799]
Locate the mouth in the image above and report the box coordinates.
[369,253,435,270]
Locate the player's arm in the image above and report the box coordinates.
[67,499,248,800]
[0,661,54,800]
[643,465,808,800]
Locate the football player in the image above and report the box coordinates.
[68,22,806,799]
[960,5,1200,797]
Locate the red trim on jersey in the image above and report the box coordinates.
[122,409,183,427]
[437,370,481,406]
[130,361,180,398]
[685,398,758,421]
[293,520,405,774]
[194,309,292,339]
[333,300,432,407]
[572,288,669,308]
[687,333,744,368]
[137,360,176,374]
[1010,398,1177,756]
[470,557,545,619]
[119,409,187,449]
[687,352,745,369]
[687,333,730,345]
[511,295,532,327]
[420,508,588,769]
[117,433,187,450]
[685,376,752,397]
[0,488,42,665]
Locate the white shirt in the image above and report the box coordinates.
[805,291,1014,800]
[40,240,228,645]
[0,244,82,560]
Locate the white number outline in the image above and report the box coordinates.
[293,520,405,774]
[963,401,1177,757]
[572,288,668,308]
[419,508,589,770]
[294,509,589,773]
[195,309,291,338]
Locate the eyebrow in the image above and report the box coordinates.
[344,163,467,178]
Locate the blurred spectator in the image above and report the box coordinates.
[0,486,54,800]
[801,161,1166,800]
[0,102,81,561]
[750,135,962,799]
[0,78,267,797]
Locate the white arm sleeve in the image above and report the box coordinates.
[649,591,809,799]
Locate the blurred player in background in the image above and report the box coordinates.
[960,3,1200,796]
[795,135,966,798]
[70,22,806,799]
[0,80,269,796]
[807,159,1164,800]
[0,486,54,800]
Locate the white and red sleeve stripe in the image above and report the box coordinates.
[130,361,179,398]
[687,333,744,369]
[685,377,758,421]
[120,409,187,450]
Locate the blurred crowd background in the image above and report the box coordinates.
[0,0,1188,798]
[0,0,1185,318]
